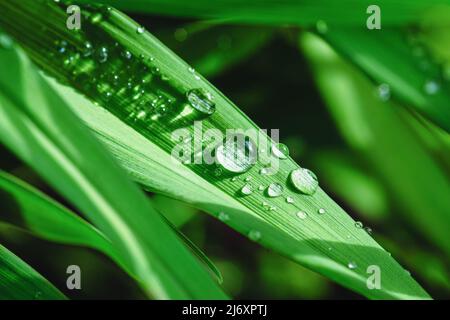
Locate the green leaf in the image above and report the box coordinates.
[77,0,450,26]
[320,27,450,132]
[0,1,432,299]
[157,23,273,78]
[0,244,66,299]
[300,31,450,257]
[0,41,227,299]
[0,170,129,275]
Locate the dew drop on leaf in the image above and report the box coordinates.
[290,168,319,195]
[347,261,358,270]
[136,26,145,34]
[296,210,308,220]
[266,183,283,198]
[271,143,289,159]
[318,208,326,215]
[355,221,363,229]
[240,183,253,196]
[216,134,257,173]
[218,211,230,222]
[377,83,390,101]
[186,88,216,115]
[248,230,261,241]
[424,80,440,95]
[286,196,294,204]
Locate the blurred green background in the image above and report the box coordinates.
[1,9,449,299]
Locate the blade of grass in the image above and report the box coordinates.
[0,1,433,299]
[320,27,450,132]
[0,40,227,299]
[300,31,450,257]
[0,244,66,299]
[77,0,450,26]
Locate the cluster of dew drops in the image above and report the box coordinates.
[214,138,374,271]
[49,5,215,125]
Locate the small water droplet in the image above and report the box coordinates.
[318,208,326,215]
[218,211,230,222]
[271,143,289,159]
[316,20,328,34]
[240,183,253,196]
[259,168,269,175]
[214,167,223,177]
[216,134,257,173]
[122,50,132,60]
[248,230,261,241]
[266,183,283,198]
[96,46,108,63]
[424,80,440,95]
[377,83,390,101]
[231,177,238,182]
[258,185,265,191]
[244,177,252,182]
[136,26,145,34]
[187,88,216,115]
[290,168,319,195]
[364,227,373,235]
[347,261,357,270]
[81,41,93,57]
[34,291,42,299]
[286,196,294,204]
[0,33,13,49]
[56,40,68,54]
[296,210,308,220]
[355,221,363,229]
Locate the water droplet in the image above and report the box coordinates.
[271,143,289,159]
[290,168,319,195]
[266,183,283,198]
[218,211,230,222]
[364,227,373,235]
[187,88,216,115]
[90,12,103,24]
[231,177,238,182]
[244,177,252,182]
[81,41,93,57]
[136,26,145,34]
[347,261,357,270]
[240,183,253,196]
[259,168,269,175]
[56,40,68,54]
[34,291,42,299]
[286,196,294,204]
[214,167,223,177]
[355,221,363,229]
[122,50,132,60]
[318,208,326,215]
[96,46,108,63]
[248,230,261,241]
[0,33,13,49]
[316,20,328,34]
[258,185,265,191]
[296,210,308,220]
[424,80,440,95]
[216,134,257,173]
[377,83,390,101]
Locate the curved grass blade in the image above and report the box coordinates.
[0,244,66,300]
[78,0,450,27]
[300,32,450,257]
[0,1,433,298]
[0,40,227,299]
[320,27,450,132]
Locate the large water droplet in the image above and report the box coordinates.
[347,261,357,270]
[248,230,261,241]
[240,183,253,196]
[216,134,257,173]
[266,183,283,198]
[271,143,289,159]
[187,88,216,115]
[290,168,318,195]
